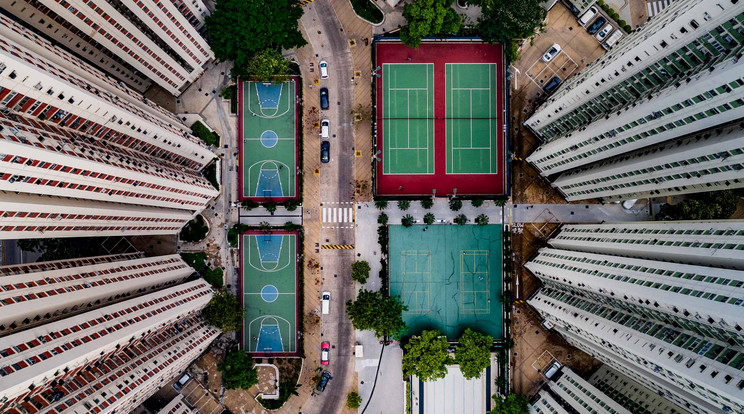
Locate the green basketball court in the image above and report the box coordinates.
[446,63,500,174]
[241,232,297,354]
[388,225,503,339]
[240,79,297,199]
[382,63,435,175]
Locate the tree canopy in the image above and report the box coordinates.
[202,289,243,331]
[400,0,463,49]
[351,260,372,283]
[346,289,408,339]
[455,328,493,379]
[477,0,546,61]
[657,190,739,221]
[244,49,292,81]
[402,330,452,381]
[218,351,259,390]
[491,394,529,414]
[205,0,306,76]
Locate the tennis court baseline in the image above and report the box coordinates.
[241,80,297,199]
[446,63,499,174]
[383,63,435,175]
[242,232,297,355]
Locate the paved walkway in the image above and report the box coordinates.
[508,202,652,224]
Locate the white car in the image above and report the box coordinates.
[322,291,330,314]
[542,44,562,63]
[595,24,613,41]
[319,61,329,79]
[320,119,330,139]
[579,6,598,26]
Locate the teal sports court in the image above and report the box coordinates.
[388,225,503,339]
[240,231,298,355]
[239,78,299,201]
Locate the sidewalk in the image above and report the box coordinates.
[509,202,652,223]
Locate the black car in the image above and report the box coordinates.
[587,17,607,35]
[316,371,332,392]
[544,76,561,94]
[321,141,330,163]
[320,87,329,110]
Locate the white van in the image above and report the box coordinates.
[545,361,562,379]
[602,30,623,49]
[320,119,330,139]
[579,6,598,26]
[322,291,331,314]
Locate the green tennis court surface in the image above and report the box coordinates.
[383,63,435,174]
[446,64,499,174]
[241,80,296,198]
[242,233,297,354]
[389,225,503,339]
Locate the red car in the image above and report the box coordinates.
[321,342,330,365]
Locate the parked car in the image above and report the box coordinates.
[544,76,561,94]
[595,24,613,41]
[321,342,330,365]
[603,30,624,50]
[321,141,330,163]
[320,87,329,110]
[319,60,329,79]
[587,17,607,35]
[316,371,332,392]
[322,291,331,314]
[320,119,330,139]
[579,6,598,26]
[542,44,562,63]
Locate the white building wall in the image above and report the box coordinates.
[530,391,571,414]
[0,192,194,239]
[588,365,691,414]
[547,367,632,414]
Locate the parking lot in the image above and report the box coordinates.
[525,48,579,90]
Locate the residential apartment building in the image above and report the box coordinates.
[0,0,213,95]
[0,252,195,336]
[523,0,744,201]
[530,366,632,414]
[588,365,690,414]
[0,14,215,170]
[0,279,218,414]
[526,221,744,414]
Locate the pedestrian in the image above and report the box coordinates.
[407,56,412,61]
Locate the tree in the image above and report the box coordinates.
[454,214,468,225]
[180,214,209,242]
[424,213,436,225]
[346,289,408,339]
[402,214,415,227]
[228,223,250,248]
[491,394,529,414]
[284,199,301,211]
[346,392,363,409]
[402,330,452,381]
[378,213,389,225]
[245,49,291,81]
[471,197,484,207]
[400,0,463,49]
[477,0,547,61]
[242,199,259,210]
[218,351,259,390]
[205,0,306,78]
[449,198,463,211]
[264,201,278,214]
[202,290,243,331]
[421,198,434,209]
[375,199,389,210]
[657,190,739,221]
[351,260,371,283]
[398,200,411,211]
[494,199,507,207]
[455,329,493,379]
[475,214,489,226]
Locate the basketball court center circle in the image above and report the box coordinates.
[260,284,279,302]
[260,130,278,148]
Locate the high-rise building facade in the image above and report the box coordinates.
[0,279,217,414]
[526,221,744,414]
[530,366,633,414]
[588,365,690,414]
[1,0,213,95]
[0,252,194,335]
[523,0,744,201]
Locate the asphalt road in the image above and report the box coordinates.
[300,1,357,412]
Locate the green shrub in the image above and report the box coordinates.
[375,199,389,210]
[623,24,632,32]
[475,214,489,226]
[180,214,209,242]
[284,199,300,211]
[471,197,484,208]
[449,199,463,211]
[618,19,627,27]
[398,200,411,211]
[351,261,371,283]
[378,213,389,225]
[421,198,433,209]
[242,200,259,210]
[349,0,383,23]
[190,121,220,147]
[347,392,363,409]
[227,224,250,248]
[424,213,435,225]
[264,202,277,214]
[204,267,224,288]
[220,85,238,114]
[402,214,414,227]
[454,214,468,225]
[181,252,208,272]
[204,163,219,190]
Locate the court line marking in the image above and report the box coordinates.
[246,315,294,353]
[246,160,292,199]
[459,250,490,314]
[246,234,291,273]
[401,250,432,313]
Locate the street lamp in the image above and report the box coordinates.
[453,188,457,197]
[372,150,382,162]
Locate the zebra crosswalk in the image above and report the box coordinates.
[320,202,355,229]
[647,0,675,18]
